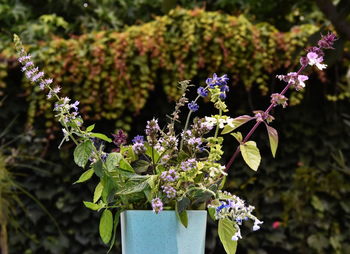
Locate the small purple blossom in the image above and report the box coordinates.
[71,101,79,111]
[318,32,337,49]
[18,55,31,63]
[112,130,128,149]
[219,93,226,100]
[206,73,229,88]
[151,198,163,213]
[160,169,179,182]
[188,101,199,112]
[162,185,177,198]
[197,87,209,97]
[180,158,197,171]
[31,71,44,82]
[132,135,146,154]
[53,86,61,94]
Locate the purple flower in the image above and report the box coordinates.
[162,185,177,198]
[206,73,229,88]
[31,71,44,82]
[180,158,197,171]
[71,101,79,111]
[219,93,226,100]
[112,130,128,149]
[318,32,337,49]
[188,101,199,112]
[151,198,163,213]
[307,52,327,70]
[132,135,146,154]
[197,87,209,97]
[160,169,179,182]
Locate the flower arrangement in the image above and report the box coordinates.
[13,32,336,253]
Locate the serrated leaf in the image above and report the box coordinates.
[99,209,113,244]
[106,153,122,171]
[74,168,94,184]
[74,140,94,168]
[86,124,95,132]
[265,124,278,158]
[91,132,112,143]
[221,115,253,134]
[83,201,103,211]
[94,182,103,203]
[218,218,237,254]
[240,141,261,171]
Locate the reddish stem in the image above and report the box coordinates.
[224,64,307,172]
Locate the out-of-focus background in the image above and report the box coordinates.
[0,0,349,253]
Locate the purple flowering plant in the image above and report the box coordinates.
[14,33,336,253]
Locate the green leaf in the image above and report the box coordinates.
[86,124,95,132]
[91,132,112,143]
[240,141,261,171]
[99,209,113,244]
[74,168,94,184]
[102,175,116,203]
[94,182,103,203]
[176,210,188,228]
[119,158,134,172]
[116,179,149,195]
[265,124,278,158]
[218,218,237,254]
[230,132,243,143]
[93,160,104,178]
[107,211,121,253]
[131,160,150,174]
[221,115,253,134]
[83,201,103,211]
[176,197,190,214]
[208,207,216,221]
[145,143,160,162]
[311,195,324,212]
[106,153,122,171]
[73,140,94,168]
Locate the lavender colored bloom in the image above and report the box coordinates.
[160,169,179,182]
[53,86,61,94]
[220,85,229,92]
[21,61,33,72]
[71,101,80,111]
[25,67,38,79]
[18,55,31,63]
[188,101,199,112]
[307,52,327,70]
[197,87,208,97]
[206,73,229,88]
[31,71,44,82]
[162,185,177,198]
[132,135,146,154]
[180,158,197,171]
[132,135,144,144]
[151,198,163,213]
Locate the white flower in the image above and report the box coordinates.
[226,118,236,128]
[297,75,308,88]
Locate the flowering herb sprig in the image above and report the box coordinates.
[14,32,336,254]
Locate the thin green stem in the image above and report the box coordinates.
[214,109,222,139]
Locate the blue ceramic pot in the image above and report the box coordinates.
[120,210,207,254]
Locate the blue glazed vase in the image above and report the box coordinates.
[120,210,207,254]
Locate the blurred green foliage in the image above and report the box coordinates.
[1,8,319,134]
[1,1,349,254]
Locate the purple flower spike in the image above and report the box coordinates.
[188,101,199,112]
[197,87,208,97]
